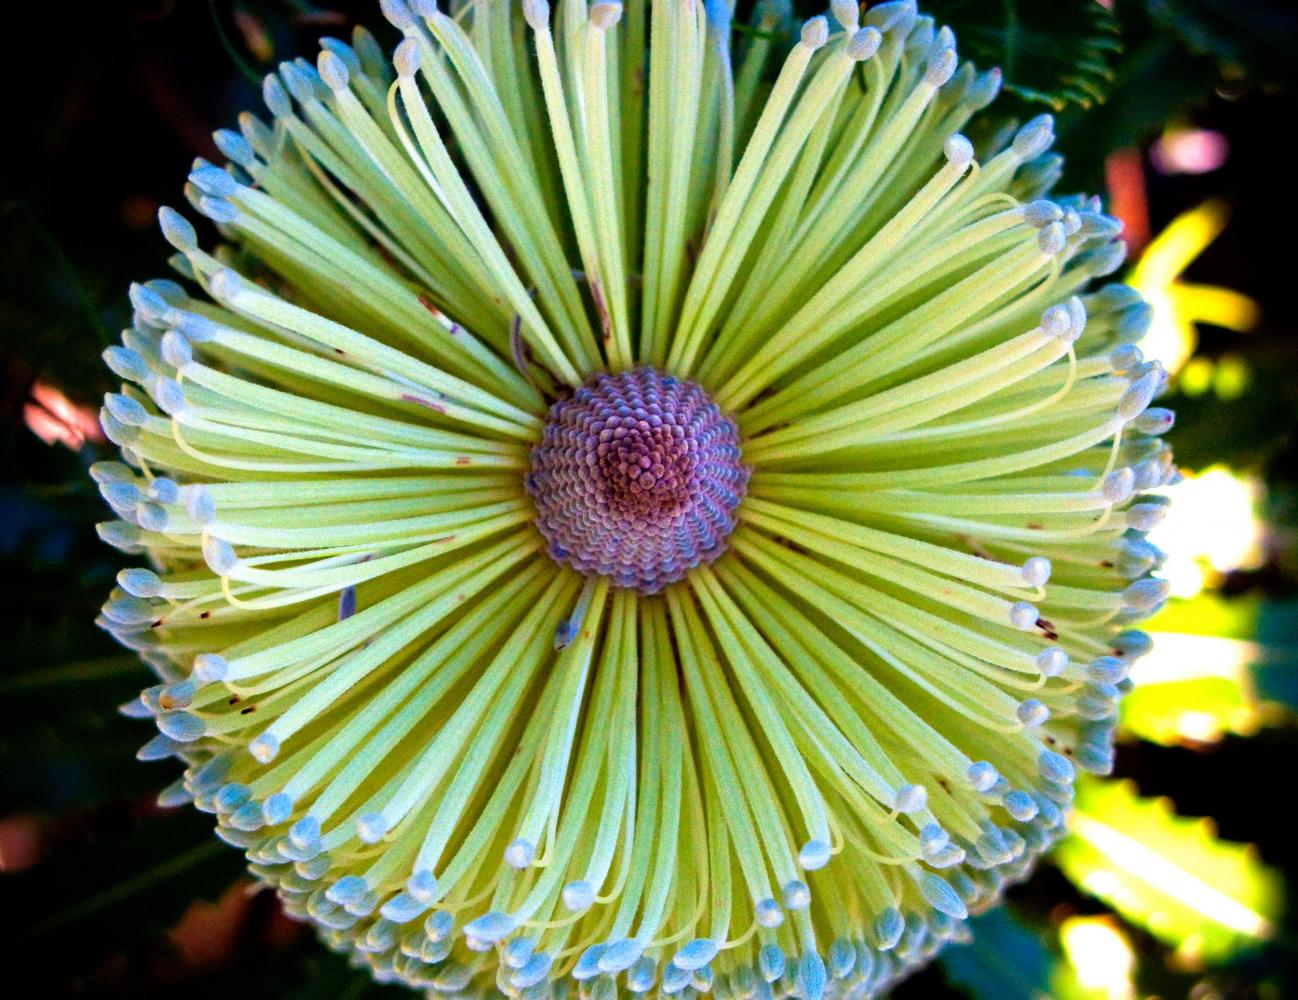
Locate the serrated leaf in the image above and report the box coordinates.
[1053,32,1219,191]
[925,0,1122,110]
[1056,778,1282,963]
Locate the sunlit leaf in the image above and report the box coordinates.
[1056,778,1282,963]
[1144,593,1260,640]
[1123,596,1298,745]
[1123,670,1260,745]
[1059,916,1138,1000]
[1121,631,1298,745]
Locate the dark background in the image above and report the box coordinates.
[2,1,1297,997]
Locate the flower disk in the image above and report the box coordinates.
[95,1,1174,998]
[528,368,749,593]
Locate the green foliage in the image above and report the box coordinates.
[1121,669,1262,746]
[1146,0,1298,88]
[938,906,1090,1000]
[925,0,1122,110]
[1255,599,1298,709]
[1056,778,1282,963]
[1166,359,1298,478]
[1121,595,1298,745]
[1145,593,1262,640]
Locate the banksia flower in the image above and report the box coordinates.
[97,0,1173,996]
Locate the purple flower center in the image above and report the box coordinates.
[527,367,750,594]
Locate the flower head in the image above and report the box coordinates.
[528,367,749,592]
[98,1,1171,996]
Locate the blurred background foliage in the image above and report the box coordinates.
[2,0,1296,996]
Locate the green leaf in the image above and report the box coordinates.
[1163,357,1298,474]
[1055,778,1282,963]
[1255,598,1298,709]
[1121,634,1298,746]
[1120,596,1298,745]
[1053,31,1218,191]
[1143,592,1262,640]
[939,906,1091,1000]
[1121,666,1263,746]
[1146,0,1298,88]
[925,0,1122,110]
